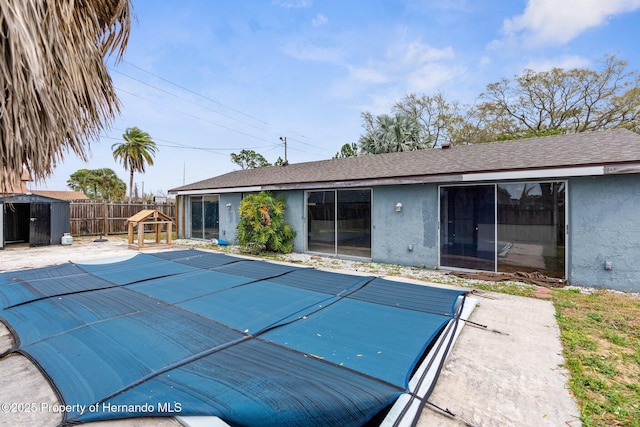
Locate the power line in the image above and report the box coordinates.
[112,61,340,158]
[105,130,279,156]
[115,86,270,142]
[122,60,269,125]
[111,68,269,132]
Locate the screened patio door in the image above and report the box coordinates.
[439,185,495,271]
[307,189,371,258]
[439,182,566,278]
[190,195,219,240]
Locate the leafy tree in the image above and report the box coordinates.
[394,92,464,147]
[333,143,359,158]
[360,54,640,147]
[112,127,157,202]
[0,0,130,194]
[477,54,640,138]
[67,169,94,197]
[67,168,126,201]
[236,192,296,254]
[92,168,126,201]
[230,149,271,169]
[358,113,423,154]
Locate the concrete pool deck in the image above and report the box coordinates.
[0,238,581,426]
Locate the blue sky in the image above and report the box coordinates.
[33,0,640,197]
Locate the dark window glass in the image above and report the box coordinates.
[191,196,203,239]
[497,182,565,277]
[337,190,371,258]
[307,191,335,253]
[203,197,219,240]
[191,196,219,240]
[440,185,495,271]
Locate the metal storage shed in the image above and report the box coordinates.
[0,194,71,249]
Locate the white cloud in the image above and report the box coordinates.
[522,55,591,72]
[501,0,640,47]
[272,0,312,8]
[405,62,465,94]
[332,39,463,109]
[312,13,328,27]
[282,41,343,63]
[348,66,389,85]
[478,56,492,67]
[399,42,454,65]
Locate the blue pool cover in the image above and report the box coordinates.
[0,249,467,426]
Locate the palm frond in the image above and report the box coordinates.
[0,0,131,193]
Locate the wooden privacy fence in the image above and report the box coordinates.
[70,201,176,236]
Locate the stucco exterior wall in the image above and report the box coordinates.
[178,173,640,293]
[278,190,305,252]
[371,184,439,268]
[219,193,241,244]
[569,175,640,292]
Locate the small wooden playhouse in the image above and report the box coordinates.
[126,209,174,249]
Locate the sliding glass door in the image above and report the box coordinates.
[337,190,371,257]
[190,195,219,240]
[440,185,495,271]
[497,182,565,277]
[191,197,204,239]
[307,191,335,254]
[440,182,566,278]
[307,189,371,258]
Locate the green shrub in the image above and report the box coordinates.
[236,192,296,254]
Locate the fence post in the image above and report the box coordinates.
[103,201,109,236]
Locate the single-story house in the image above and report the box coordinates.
[169,128,640,292]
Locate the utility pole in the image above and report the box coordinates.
[279,136,288,165]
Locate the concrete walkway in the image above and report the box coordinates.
[0,238,581,426]
[417,290,581,426]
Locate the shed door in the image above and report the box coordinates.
[29,203,51,246]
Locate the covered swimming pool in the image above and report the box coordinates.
[0,249,472,426]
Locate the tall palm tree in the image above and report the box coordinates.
[112,127,157,202]
[0,0,131,194]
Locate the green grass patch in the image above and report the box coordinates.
[553,289,640,426]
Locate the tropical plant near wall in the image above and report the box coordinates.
[236,192,296,254]
[0,0,131,194]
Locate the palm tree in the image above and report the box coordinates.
[359,114,423,154]
[0,0,131,194]
[112,127,158,202]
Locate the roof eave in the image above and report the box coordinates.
[168,162,640,195]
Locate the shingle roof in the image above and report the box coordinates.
[31,190,89,200]
[170,129,640,193]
